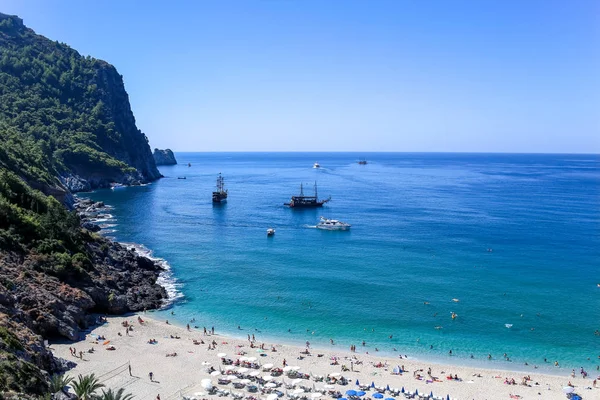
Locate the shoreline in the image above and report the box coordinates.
[52,313,597,400]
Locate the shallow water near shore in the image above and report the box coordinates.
[85,152,600,373]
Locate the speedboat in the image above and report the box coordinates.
[267,228,275,236]
[313,162,320,168]
[316,217,351,231]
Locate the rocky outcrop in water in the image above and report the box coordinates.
[153,148,177,165]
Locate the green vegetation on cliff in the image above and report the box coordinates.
[0,13,167,396]
[0,13,161,192]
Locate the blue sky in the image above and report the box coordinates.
[3,0,599,152]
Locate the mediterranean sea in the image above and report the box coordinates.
[85,152,600,373]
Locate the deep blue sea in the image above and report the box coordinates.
[86,153,600,373]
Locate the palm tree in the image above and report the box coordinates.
[71,373,104,400]
[49,374,73,393]
[97,388,135,400]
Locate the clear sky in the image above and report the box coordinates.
[3,0,599,153]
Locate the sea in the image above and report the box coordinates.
[85,152,600,374]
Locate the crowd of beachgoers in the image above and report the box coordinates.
[52,314,598,400]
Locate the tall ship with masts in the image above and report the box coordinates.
[284,182,330,208]
[212,173,228,203]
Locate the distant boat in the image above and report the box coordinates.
[313,162,321,169]
[316,217,351,231]
[284,182,330,208]
[177,177,186,180]
[267,228,275,236]
[111,183,125,190]
[212,173,228,203]
[188,163,191,167]
[505,324,513,328]
[358,159,367,165]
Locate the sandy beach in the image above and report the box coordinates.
[50,314,597,400]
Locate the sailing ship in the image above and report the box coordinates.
[284,182,330,208]
[212,173,228,203]
[358,158,368,165]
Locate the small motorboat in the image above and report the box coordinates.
[313,162,320,169]
[316,217,350,231]
[267,228,275,236]
[177,177,186,179]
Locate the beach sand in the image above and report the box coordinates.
[51,314,597,400]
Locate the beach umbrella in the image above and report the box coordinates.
[211,371,221,376]
[401,387,404,394]
[202,361,211,366]
[249,370,260,377]
[373,393,383,399]
[218,353,227,358]
[355,379,360,386]
[225,365,236,371]
[386,385,390,391]
[265,383,277,388]
[239,356,248,361]
[357,391,366,397]
[293,389,305,395]
[263,363,274,370]
[239,379,252,384]
[237,367,249,373]
[291,366,301,371]
[346,390,357,396]
[247,357,258,362]
[201,379,213,389]
[227,376,239,381]
[194,392,205,397]
[330,372,341,377]
[563,387,575,394]
[263,375,275,381]
[291,379,304,386]
[323,384,335,389]
[371,382,375,388]
[283,366,293,372]
[267,394,279,400]
[311,394,322,399]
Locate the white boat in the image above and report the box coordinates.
[267,228,275,236]
[313,162,320,168]
[316,217,351,231]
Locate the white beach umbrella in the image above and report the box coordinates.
[267,394,279,400]
[311,393,322,399]
[201,379,213,389]
[329,372,341,377]
[239,379,252,384]
[201,361,211,366]
[240,356,249,361]
[290,366,301,371]
[247,356,258,362]
[263,375,275,381]
[263,363,274,370]
[291,379,304,386]
[265,382,277,388]
[218,353,228,357]
[237,367,249,373]
[563,387,575,394]
[323,385,335,390]
[210,371,221,376]
[282,366,293,372]
[193,392,205,397]
[292,389,305,395]
[225,365,236,371]
[227,375,239,381]
[249,370,260,377]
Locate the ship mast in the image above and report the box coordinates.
[300,183,304,196]
[314,181,318,199]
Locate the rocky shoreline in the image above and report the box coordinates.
[0,198,169,395]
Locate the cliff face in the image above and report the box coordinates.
[0,13,169,396]
[0,12,162,193]
[153,148,177,165]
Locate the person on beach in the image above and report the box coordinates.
[204,327,207,335]
[283,358,287,367]
[149,371,154,382]
[129,364,132,376]
[211,326,215,334]
[187,324,190,331]
[156,395,160,400]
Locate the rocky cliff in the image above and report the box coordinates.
[153,148,177,165]
[0,13,169,396]
[0,12,162,194]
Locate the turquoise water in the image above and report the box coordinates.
[86,153,600,373]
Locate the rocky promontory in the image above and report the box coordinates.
[153,148,177,165]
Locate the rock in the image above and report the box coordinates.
[153,148,177,165]
[82,221,101,232]
[53,390,77,400]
